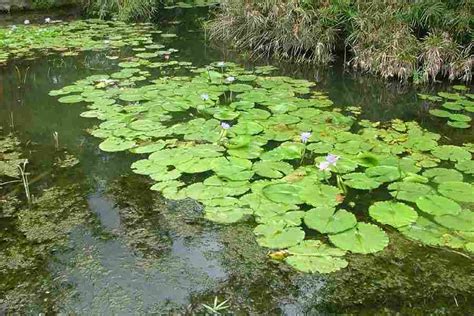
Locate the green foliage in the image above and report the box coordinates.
[208,0,473,82]
[46,33,474,273]
[82,0,156,21]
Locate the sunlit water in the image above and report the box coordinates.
[1,8,473,314]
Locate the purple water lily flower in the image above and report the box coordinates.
[201,93,209,101]
[326,154,340,165]
[220,122,231,130]
[300,132,311,143]
[318,161,331,171]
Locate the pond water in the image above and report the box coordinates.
[1,8,473,315]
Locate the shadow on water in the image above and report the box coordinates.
[0,7,473,315]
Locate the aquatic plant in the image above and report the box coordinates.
[49,44,473,274]
[0,20,156,65]
[202,296,230,314]
[419,86,473,129]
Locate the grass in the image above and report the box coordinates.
[82,0,156,20]
[208,0,473,83]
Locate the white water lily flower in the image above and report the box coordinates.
[24,20,30,25]
[45,17,51,23]
[225,76,235,83]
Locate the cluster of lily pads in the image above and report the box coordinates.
[419,85,474,129]
[48,47,474,273]
[0,19,161,65]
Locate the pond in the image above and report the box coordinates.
[1,7,473,315]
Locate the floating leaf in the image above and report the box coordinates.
[262,183,303,205]
[304,207,357,234]
[434,211,474,232]
[343,173,381,190]
[422,168,463,183]
[365,165,402,183]
[285,240,348,273]
[388,182,435,202]
[99,137,136,152]
[416,195,461,217]
[432,145,471,162]
[253,161,293,179]
[438,181,474,203]
[329,223,389,254]
[369,201,418,228]
[254,223,305,249]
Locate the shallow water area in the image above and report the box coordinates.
[0,8,473,315]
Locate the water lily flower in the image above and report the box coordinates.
[24,20,30,25]
[220,122,231,129]
[318,161,331,171]
[217,61,225,67]
[164,54,170,60]
[300,132,311,143]
[45,17,51,23]
[326,154,340,165]
[10,25,17,31]
[225,76,235,83]
[201,93,209,101]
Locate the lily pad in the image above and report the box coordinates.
[369,201,418,228]
[99,137,136,152]
[438,181,474,203]
[254,223,305,249]
[415,195,461,217]
[329,223,389,254]
[432,145,471,162]
[285,240,348,273]
[304,207,357,234]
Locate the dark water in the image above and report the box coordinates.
[1,8,473,315]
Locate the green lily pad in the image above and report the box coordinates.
[262,183,303,205]
[438,181,474,203]
[299,184,342,208]
[304,207,357,234]
[365,166,401,183]
[434,211,474,232]
[99,137,136,152]
[58,95,84,104]
[422,168,463,183]
[388,182,435,202]
[254,223,305,249]
[329,223,389,254]
[285,240,348,273]
[429,109,451,118]
[204,206,252,224]
[343,173,381,190]
[369,201,418,228]
[455,159,474,175]
[253,161,293,179]
[416,195,461,217]
[432,145,471,162]
[447,121,470,129]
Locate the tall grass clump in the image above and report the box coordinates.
[82,0,156,20]
[208,0,473,83]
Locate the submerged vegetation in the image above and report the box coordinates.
[42,18,474,274]
[208,0,473,83]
